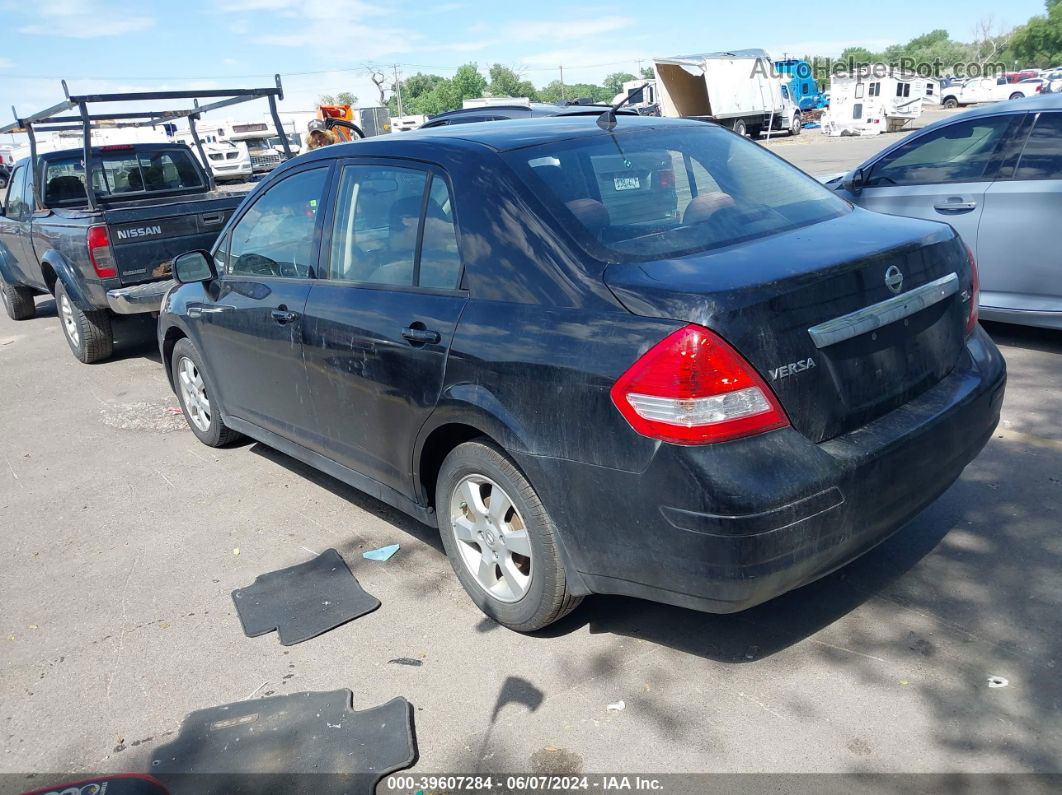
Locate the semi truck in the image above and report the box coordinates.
[653,49,803,137]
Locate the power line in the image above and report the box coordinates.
[0,58,650,83]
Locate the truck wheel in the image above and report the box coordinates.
[55,283,113,363]
[171,338,241,447]
[791,113,802,135]
[1,281,36,321]
[437,439,582,632]
[732,119,747,137]
[943,97,958,109]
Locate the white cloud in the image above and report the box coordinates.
[0,57,13,68]
[18,0,153,38]
[504,16,634,42]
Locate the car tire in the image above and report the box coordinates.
[1009,92,1023,101]
[171,337,241,447]
[1,280,36,321]
[790,113,802,135]
[943,97,958,109]
[436,439,582,632]
[732,118,747,137]
[55,282,112,363]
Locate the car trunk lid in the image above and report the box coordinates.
[603,211,972,443]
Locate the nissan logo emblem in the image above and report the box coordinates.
[884,265,904,294]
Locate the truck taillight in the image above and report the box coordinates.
[87,225,117,279]
[610,324,790,445]
[965,246,980,337]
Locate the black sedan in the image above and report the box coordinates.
[160,115,1005,631]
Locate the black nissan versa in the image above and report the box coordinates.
[159,115,1006,631]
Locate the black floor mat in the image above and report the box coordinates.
[232,549,379,645]
[151,690,415,795]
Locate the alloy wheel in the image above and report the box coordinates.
[59,293,79,347]
[449,474,533,603]
[177,356,212,433]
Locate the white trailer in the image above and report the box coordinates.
[822,66,926,136]
[653,49,802,137]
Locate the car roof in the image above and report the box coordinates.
[335,114,709,154]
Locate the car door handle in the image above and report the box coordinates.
[271,307,299,324]
[934,200,977,211]
[401,326,441,345]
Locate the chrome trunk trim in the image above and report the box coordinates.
[807,273,959,349]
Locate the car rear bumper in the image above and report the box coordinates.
[106,279,175,314]
[518,327,1006,613]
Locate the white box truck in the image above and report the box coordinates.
[653,49,802,137]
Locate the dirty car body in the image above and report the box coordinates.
[159,116,1005,628]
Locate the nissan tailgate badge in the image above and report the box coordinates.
[884,265,904,294]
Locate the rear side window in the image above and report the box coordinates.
[327,165,462,289]
[1013,112,1062,180]
[228,168,328,279]
[43,148,204,205]
[503,125,848,262]
[867,115,1014,186]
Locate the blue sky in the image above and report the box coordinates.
[0,0,1047,121]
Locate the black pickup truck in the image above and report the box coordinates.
[0,143,245,362]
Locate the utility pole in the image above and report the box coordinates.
[393,65,405,117]
[559,65,565,102]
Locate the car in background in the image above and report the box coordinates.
[0,163,9,190]
[419,103,636,129]
[1040,71,1062,94]
[158,115,1003,631]
[826,93,1062,330]
[1019,78,1045,95]
[944,76,1036,107]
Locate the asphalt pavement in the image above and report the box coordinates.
[1,114,1061,787]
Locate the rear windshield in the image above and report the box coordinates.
[42,148,204,205]
[502,125,850,261]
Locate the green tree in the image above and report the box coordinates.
[319,92,358,106]
[537,80,611,104]
[603,71,638,97]
[389,63,488,116]
[640,66,654,79]
[1009,0,1062,66]
[487,64,538,100]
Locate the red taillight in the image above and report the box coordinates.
[100,144,134,151]
[87,225,118,279]
[964,246,980,336]
[654,169,675,189]
[610,324,790,445]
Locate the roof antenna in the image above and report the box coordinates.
[596,84,646,131]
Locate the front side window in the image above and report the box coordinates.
[867,115,1014,186]
[1013,112,1062,180]
[228,167,328,278]
[328,165,462,289]
[896,82,911,98]
[504,125,849,262]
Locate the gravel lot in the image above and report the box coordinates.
[1,113,1061,788]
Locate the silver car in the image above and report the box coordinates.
[828,94,1062,330]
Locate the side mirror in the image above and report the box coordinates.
[173,250,217,284]
[844,166,867,193]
